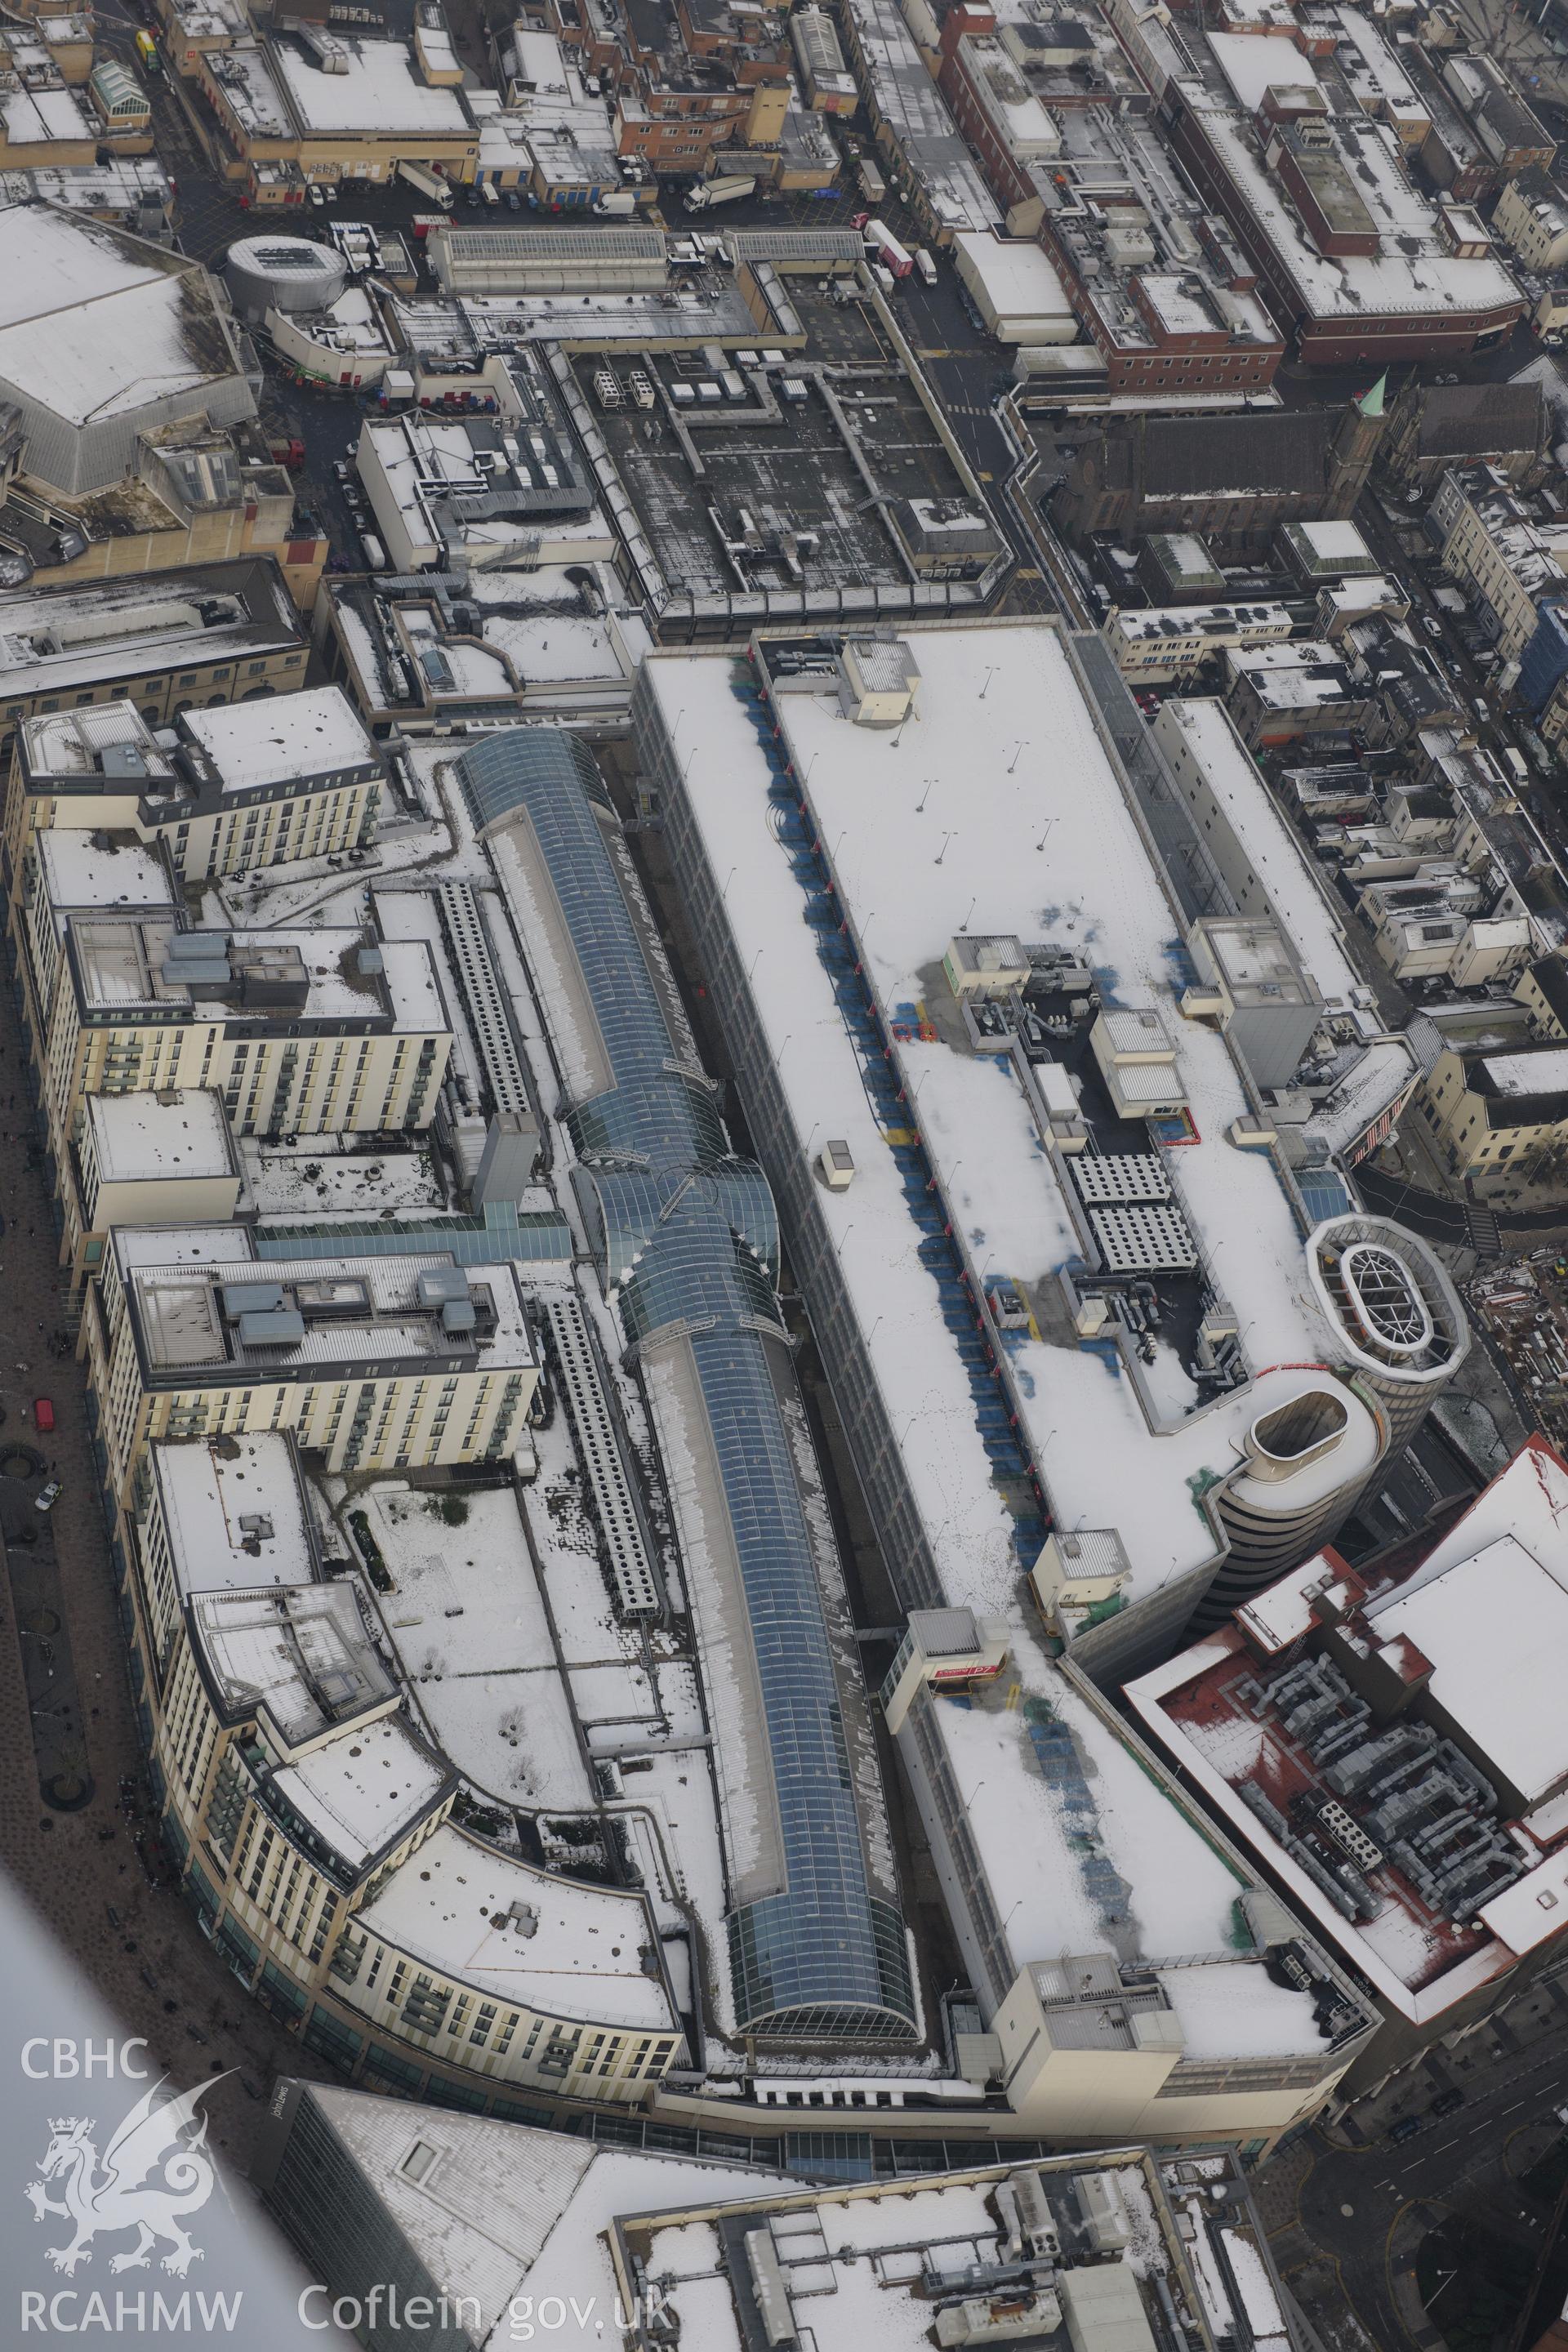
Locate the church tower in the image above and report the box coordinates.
[1324,372,1388,517]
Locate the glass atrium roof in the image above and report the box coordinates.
[458,731,915,2040]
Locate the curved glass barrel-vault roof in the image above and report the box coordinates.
[457,732,916,2042]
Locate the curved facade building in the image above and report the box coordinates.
[1207,1377,1383,1610]
[1307,1214,1468,1451]
[225,234,350,321]
[1196,1217,1467,1628]
[460,732,917,2044]
[131,1434,684,2108]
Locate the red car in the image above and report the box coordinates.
[33,1397,54,1434]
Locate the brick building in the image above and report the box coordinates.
[1165,26,1524,365]
[1054,389,1384,550]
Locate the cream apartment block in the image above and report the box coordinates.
[7,829,244,1281]
[1429,463,1568,661]
[126,1433,683,2103]
[1417,1041,1568,1187]
[19,904,450,1276]
[66,1087,242,1286]
[6,693,383,888]
[1493,165,1568,273]
[87,1229,538,1512]
[33,912,449,1156]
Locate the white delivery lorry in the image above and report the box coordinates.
[684,174,757,212]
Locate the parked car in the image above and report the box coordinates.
[33,1397,53,1433]
[308,184,325,208]
[1388,2114,1423,2144]
[1430,2087,1466,2118]
[34,1480,62,1514]
[505,189,521,211]
[1421,614,1444,641]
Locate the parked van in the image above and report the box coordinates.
[360,533,387,572]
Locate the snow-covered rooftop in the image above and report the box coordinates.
[38,829,172,919]
[127,1243,534,1377]
[0,83,93,148]
[297,2089,778,2349]
[1155,697,1374,1016]
[1114,601,1293,644]
[617,2147,1262,2352]
[1129,1442,1568,2020]
[354,1820,676,2029]
[650,630,1383,1615]
[840,0,1002,231]
[0,203,247,439]
[0,563,302,702]
[152,1431,316,1600]
[1180,66,1523,327]
[180,685,377,793]
[269,34,470,135]
[1370,1534,1568,1807]
[66,915,444,1035]
[359,1480,590,1815]
[240,1136,440,1218]
[190,1579,398,1751]
[1290,519,1377,569]
[1478,1046,1568,1095]
[1225,640,1354,708]
[270,1711,450,1867]
[933,1637,1252,1963]
[952,230,1074,323]
[87,1086,234,1184]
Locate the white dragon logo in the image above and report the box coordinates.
[24,2074,229,2276]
